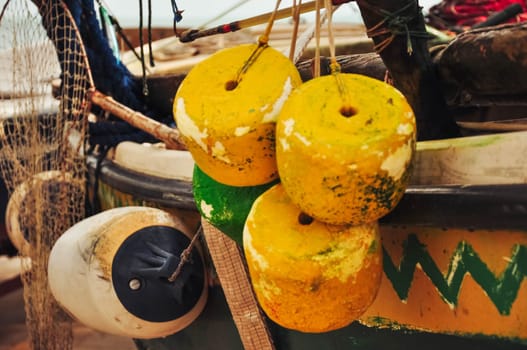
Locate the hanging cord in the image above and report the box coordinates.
[138,0,148,96]
[289,0,302,61]
[313,0,321,78]
[291,3,334,65]
[259,0,282,46]
[95,0,144,63]
[85,145,112,216]
[109,15,148,68]
[147,0,155,67]
[359,0,430,55]
[323,0,354,114]
[230,0,282,88]
[168,225,203,283]
[324,0,338,72]
[171,0,184,34]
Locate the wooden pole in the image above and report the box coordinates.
[180,0,354,42]
[89,90,187,150]
[355,0,460,141]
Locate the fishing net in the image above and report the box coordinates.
[0,0,92,348]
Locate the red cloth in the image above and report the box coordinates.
[428,0,527,29]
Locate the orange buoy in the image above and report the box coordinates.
[243,184,383,333]
[276,73,416,225]
[174,43,302,186]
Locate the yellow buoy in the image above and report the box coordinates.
[174,43,302,186]
[243,184,382,333]
[276,73,416,225]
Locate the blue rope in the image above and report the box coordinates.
[65,0,148,111]
[62,0,174,147]
[171,0,183,33]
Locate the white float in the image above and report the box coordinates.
[48,206,208,339]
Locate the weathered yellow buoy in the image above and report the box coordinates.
[48,207,208,339]
[243,184,382,333]
[174,43,302,186]
[276,73,416,225]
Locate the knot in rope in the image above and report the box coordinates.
[362,1,429,55]
[171,0,184,33]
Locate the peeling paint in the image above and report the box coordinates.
[175,98,208,151]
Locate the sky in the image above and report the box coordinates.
[102,0,443,29]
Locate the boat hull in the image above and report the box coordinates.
[86,133,527,348]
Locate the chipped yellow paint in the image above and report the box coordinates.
[276,73,416,225]
[381,139,414,181]
[174,43,302,186]
[243,184,382,333]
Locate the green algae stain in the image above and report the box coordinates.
[416,134,503,152]
[368,239,379,254]
[192,165,278,246]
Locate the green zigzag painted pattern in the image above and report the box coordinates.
[383,234,527,315]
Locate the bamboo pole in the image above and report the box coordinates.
[180,0,354,42]
[89,90,186,150]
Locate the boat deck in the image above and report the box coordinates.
[0,256,136,350]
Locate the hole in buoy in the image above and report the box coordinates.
[298,212,314,225]
[225,80,238,91]
[340,106,357,118]
[129,278,142,291]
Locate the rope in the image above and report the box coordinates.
[259,0,282,45]
[232,0,282,87]
[147,0,155,67]
[138,0,148,96]
[86,144,111,216]
[319,0,352,112]
[94,0,148,70]
[324,0,338,70]
[171,0,183,34]
[314,0,321,78]
[109,14,144,64]
[168,225,203,283]
[359,0,430,55]
[289,0,302,61]
[291,4,334,64]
